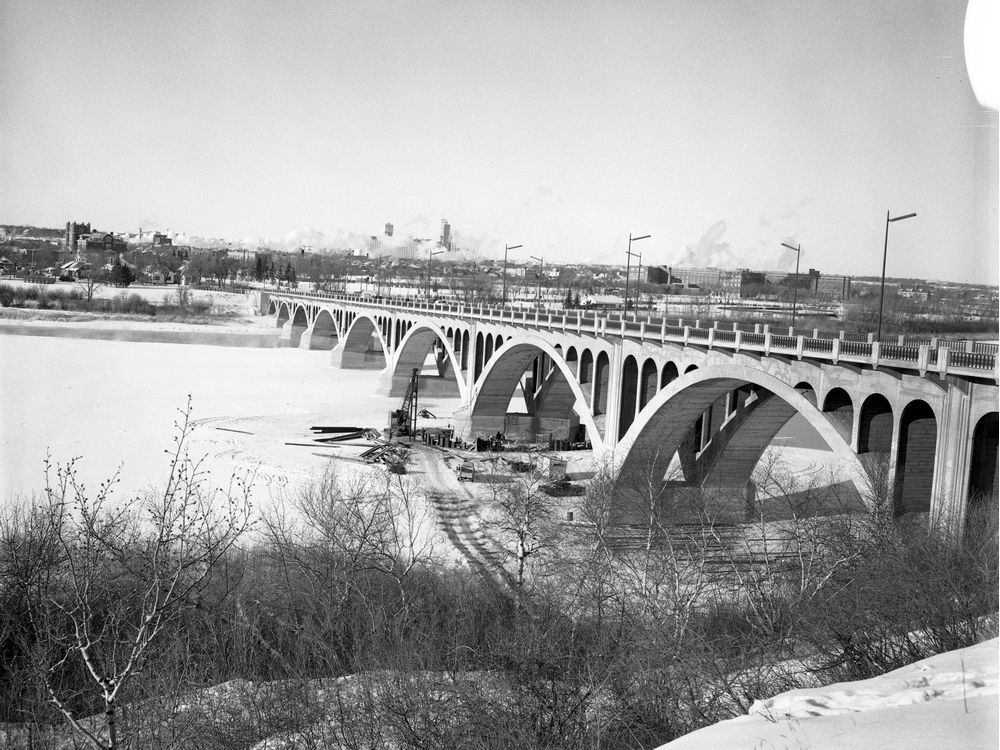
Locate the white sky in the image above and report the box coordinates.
[1,0,997,282]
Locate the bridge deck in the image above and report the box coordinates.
[269,290,998,383]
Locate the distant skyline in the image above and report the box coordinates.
[1,1,997,283]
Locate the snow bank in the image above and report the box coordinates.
[658,638,999,750]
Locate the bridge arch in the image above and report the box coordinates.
[579,349,593,386]
[388,324,467,400]
[613,364,870,522]
[619,355,640,439]
[894,399,937,514]
[661,361,678,388]
[968,411,999,521]
[466,335,602,446]
[474,332,485,380]
[594,351,610,415]
[639,358,658,410]
[337,313,389,370]
[275,301,290,328]
[821,387,854,444]
[793,381,817,406]
[565,346,579,377]
[858,393,893,455]
[283,304,310,346]
[307,309,340,350]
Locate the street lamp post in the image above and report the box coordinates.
[530,255,544,306]
[780,242,802,330]
[427,248,444,302]
[878,211,917,341]
[623,233,651,314]
[626,249,642,313]
[502,243,522,306]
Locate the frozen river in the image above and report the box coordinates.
[0,332,462,507]
[1,331,840,511]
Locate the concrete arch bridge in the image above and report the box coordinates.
[259,290,998,537]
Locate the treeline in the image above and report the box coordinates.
[0,283,214,318]
[840,300,999,336]
[0,420,996,749]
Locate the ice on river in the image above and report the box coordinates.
[0,333,461,510]
[2,331,853,515]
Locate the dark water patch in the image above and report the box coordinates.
[0,321,289,348]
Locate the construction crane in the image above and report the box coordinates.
[388,368,419,437]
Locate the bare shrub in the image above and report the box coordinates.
[1,402,253,749]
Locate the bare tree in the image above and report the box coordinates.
[16,402,253,749]
[287,467,440,608]
[76,272,105,311]
[255,466,443,675]
[484,462,558,605]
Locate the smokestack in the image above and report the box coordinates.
[440,220,451,250]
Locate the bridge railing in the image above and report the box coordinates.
[840,340,873,357]
[949,350,996,369]
[879,344,920,362]
[803,338,834,353]
[713,329,737,344]
[266,290,998,380]
[770,334,798,350]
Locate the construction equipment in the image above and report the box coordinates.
[388,368,420,437]
[417,408,436,419]
[456,462,477,482]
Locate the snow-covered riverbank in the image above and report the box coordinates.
[659,637,999,750]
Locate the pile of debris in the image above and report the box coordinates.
[360,441,410,473]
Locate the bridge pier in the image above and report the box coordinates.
[604,343,626,446]
[298,317,338,350]
[528,365,582,443]
[930,380,975,536]
[279,320,307,347]
[382,369,462,399]
[330,340,386,369]
[298,326,336,350]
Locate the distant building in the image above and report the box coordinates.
[384,222,394,237]
[77,232,127,254]
[646,264,852,300]
[764,268,851,300]
[646,266,743,296]
[152,232,172,247]
[369,235,427,261]
[65,221,91,254]
[58,260,93,280]
[585,294,624,310]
